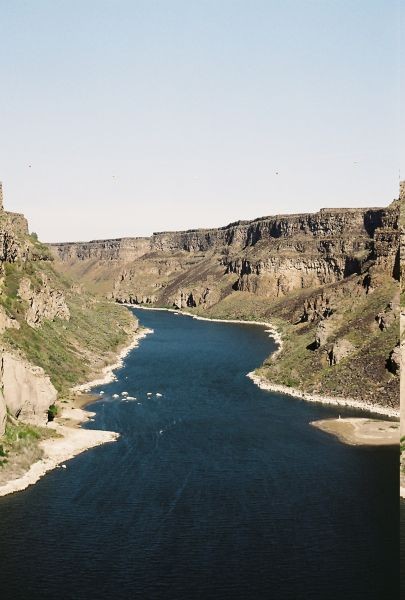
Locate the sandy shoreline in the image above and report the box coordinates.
[310,418,400,446]
[0,326,152,498]
[129,304,398,419]
[0,407,118,498]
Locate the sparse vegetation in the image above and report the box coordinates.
[0,422,59,483]
[4,289,135,396]
[1,246,136,398]
[189,277,399,408]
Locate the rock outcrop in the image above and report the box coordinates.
[49,203,399,311]
[0,184,58,433]
[0,182,139,439]
[327,339,355,366]
[387,344,400,375]
[0,352,57,430]
[315,319,335,348]
[0,306,20,334]
[376,298,399,331]
[18,276,70,328]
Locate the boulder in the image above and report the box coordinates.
[387,344,400,375]
[19,275,70,328]
[0,351,57,427]
[327,339,355,366]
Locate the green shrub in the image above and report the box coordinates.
[47,404,58,422]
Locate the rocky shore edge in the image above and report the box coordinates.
[0,325,152,498]
[128,304,284,355]
[130,304,399,420]
[247,371,400,419]
[73,326,153,392]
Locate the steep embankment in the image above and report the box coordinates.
[399,181,405,494]
[0,184,138,439]
[50,187,401,412]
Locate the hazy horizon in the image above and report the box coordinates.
[1,1,403,242]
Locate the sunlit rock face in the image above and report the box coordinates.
[50,202,399,310]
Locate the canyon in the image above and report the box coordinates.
[52,205,399,309]
[0,180,401,436]
[50,187,402,411]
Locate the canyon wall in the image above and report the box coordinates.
[52,206,388,260]
[1,352,57,428]
[0,186,59,434]
[0,183,138,437]
[50,204,399,309]
[50,190,401,410]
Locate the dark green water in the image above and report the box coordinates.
[0,309,399,599]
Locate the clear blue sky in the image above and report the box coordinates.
[0,0,402,242]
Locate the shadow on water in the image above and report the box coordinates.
[0,309,399,600]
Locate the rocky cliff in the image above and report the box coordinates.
[0,352,57,429]
[0,184,138,436]
[50,205,398,307]
[50,188,401,411]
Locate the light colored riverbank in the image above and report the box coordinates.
[247,371,400,419]
[310,417,400,446]
[0,407,117,498]
[0,325,152,498]
[125,304,283,357]
[129,304,399,419]
[73,326,153,392]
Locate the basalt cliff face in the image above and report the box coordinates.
[0,184,137,436]
[52,206,398,306]
[0,183,57,434]
[50,189,401,411]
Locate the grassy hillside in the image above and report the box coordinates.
[185,272,399,409]
[1,254,137,398]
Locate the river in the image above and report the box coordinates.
[0,308,399,599]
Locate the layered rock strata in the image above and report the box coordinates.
[50,203,399,312]
[50,189,401,411]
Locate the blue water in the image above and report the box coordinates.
[0,309,399,599]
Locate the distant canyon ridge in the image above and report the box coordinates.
[49,188,402,412]
[50,205,399,306]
